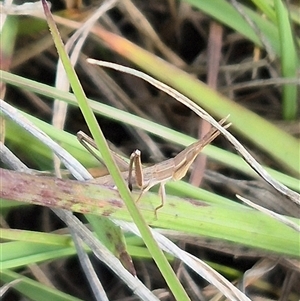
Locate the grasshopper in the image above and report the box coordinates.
[77,118,229,216]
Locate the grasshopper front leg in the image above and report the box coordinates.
[128,149,165,217]
[128,149,143,192]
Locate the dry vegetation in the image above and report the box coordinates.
[1,0,299,301]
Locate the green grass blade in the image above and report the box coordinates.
[0,16,19,61]
[185,0,279,53]
[251,0,276,23]
[41,2,191,300]
[2,169,299,258]
[1,241,76,270]
[274,0,298,120]
[1,270,83,301]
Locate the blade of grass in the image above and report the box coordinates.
[0,16,19,66]
[251,0,276,23]
[1,241,77,270]
[274,0,298,120]
[1,168,300,258]
[85,214,136,275]
[0,270,84,301]
[0,228,73,245]
[185,0,279,54]
[41,2,191,300]
[0,227,151,262]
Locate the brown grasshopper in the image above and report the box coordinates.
[77,118,229,216]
